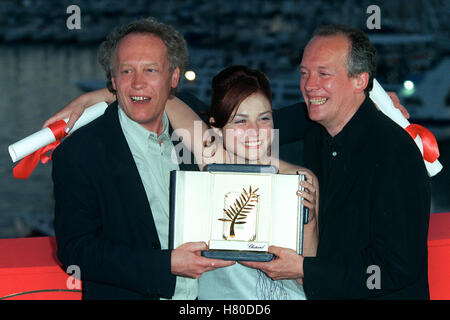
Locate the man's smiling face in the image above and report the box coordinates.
[111,33,179,135]
[300,35,361,136]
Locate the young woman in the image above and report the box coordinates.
[44,65,319,299]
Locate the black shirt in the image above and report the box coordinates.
[179,92,431,299]
[301,97,430,299]
[272,102,314,144]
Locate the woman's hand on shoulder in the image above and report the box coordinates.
[385,91,410,119]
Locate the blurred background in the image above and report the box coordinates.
[0,0,449,238]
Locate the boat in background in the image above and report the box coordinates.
[398,58,450,139]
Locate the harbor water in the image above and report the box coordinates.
[0,44,104,238]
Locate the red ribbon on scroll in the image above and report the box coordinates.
[405,123,440,163]
[13,120,68,179]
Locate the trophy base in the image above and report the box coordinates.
[202,250,274,262]
[209,240,269,252]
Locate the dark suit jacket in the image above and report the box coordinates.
[302,98,431,299]
[52,102,196,299]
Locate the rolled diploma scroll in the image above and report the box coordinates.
[9,101,108,163]
[369,79,442,177]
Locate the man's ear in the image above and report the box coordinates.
[111,72,117,91]
[353,72,369,94]
[171,67,181,88]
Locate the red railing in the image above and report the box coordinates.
[0,236,81,300]
[1,212,449,300]
[427,212,450,300]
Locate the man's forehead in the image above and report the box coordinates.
[301,35,349,66]
[118,32,165,46]
[113,33,168,66]
[117,61,160,68]
[308,34,350,49]
[115,33,166,55]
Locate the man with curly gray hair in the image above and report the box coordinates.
[98,17,189,96]
[52,17,234,300]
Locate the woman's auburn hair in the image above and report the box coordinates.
[208,65,272,128]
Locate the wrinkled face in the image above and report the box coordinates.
[221,92,273,163]
[300,35,360,136]
[111,33,180,134]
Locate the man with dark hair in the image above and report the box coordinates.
[243,24,431,299]
[52,17,233,300]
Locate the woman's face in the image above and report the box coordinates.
[221,92,273,163]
